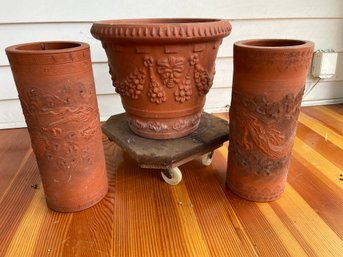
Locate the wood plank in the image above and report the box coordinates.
[271,186,343,256]
[0,128,31,196]
[112,155,207,257]
[295,123,343,169]
[31,211,73,256]
[328,104,343,115]
[1,0,342,23]
[287,157,343,239]
[298,112,343,149]
[2,55,343,100]
[1,19,343,65]
[293,137,342,187]
[0,58,231,100]
[4,184,47,257]
[256,203,310,257]
[0,153,41,256]
[59,199,114,256]
[0,23,107,66]
[268,202,322,257]
[225,191,292,257]
[301,106,343,135]
[182,161,259,257]
[225,18,343,58]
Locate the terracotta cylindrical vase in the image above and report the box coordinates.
[91,18,231,139]
[226,39,314,202]
[6,41,108,212]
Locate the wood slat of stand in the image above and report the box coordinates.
[0,105,343,257]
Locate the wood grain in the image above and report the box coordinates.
[0,104,343,257]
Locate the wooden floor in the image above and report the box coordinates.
[0,104,342,257]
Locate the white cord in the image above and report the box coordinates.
[304,78,321,97]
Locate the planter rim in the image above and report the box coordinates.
[93,18,226,25]
[5,41,89,55]
[91,18,231,42]
[234,39,314,50]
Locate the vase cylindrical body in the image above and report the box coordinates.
[91,18,231,139]
[6,41,108,212]
[227,39,314,202]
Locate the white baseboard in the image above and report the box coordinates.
[301,98,343,107]
[0,121,27,129]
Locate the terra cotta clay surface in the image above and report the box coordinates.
[227,39,314,202]
[91,18,231,139]
[6,41,108,212]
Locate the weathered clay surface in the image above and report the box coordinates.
[91,18,231,139]
[227,39,314,202]
[6,41,108,212]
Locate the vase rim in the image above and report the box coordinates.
[5,41,89,55]
[91,18,231,43]
[93,18,226,25]
[235,39,314,49]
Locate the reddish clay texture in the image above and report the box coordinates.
[6,41,108,212]
[91,18,231,139]
[227,39,314,202]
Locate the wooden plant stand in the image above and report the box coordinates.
[102,112,229,185]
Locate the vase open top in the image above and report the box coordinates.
[6,41,88,54]
[5,41,91,68]
[234,38,314,50]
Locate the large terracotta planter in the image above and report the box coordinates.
[227,39,314,202]
[91,18,231,139]
[6,41,108,212]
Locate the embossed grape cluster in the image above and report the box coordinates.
[194,67,213,96]
[148,80,167,104]
[115,69,146,100]
[188,54,213,96]
[175,75,192,103]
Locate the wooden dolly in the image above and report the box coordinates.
[102,112,229,185]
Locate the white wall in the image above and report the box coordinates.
[1,0,343,128]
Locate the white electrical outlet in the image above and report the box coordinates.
[311,50,338,78]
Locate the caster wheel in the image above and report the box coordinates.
[161,167,182,185]
[202,152,214,166]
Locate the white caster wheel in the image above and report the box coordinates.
[202,152,213,166]
[161,167,182,185]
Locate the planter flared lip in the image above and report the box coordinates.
[91,18,232,42]
[92,18,227,25]
[5,41,89,55]
[234,39,314,50]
